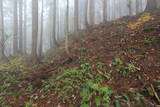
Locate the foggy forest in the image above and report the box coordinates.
[0,0,160,106]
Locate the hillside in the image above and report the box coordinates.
[0,9,160,107]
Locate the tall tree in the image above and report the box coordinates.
[136,0,140,14]
[23,0,27,54]
[128,0,132,16]
[13,0,18,55]
[0,0,5,59]
[74,0,79,35]
[32,0,39,62]
[103,0,107,22]
[85,0,89,28]
[146,0,157,11]
[19,0,23,54]
[39,0,44,57]
[65,0,69,55]
[52,0,58,47]
[89,0,95,25]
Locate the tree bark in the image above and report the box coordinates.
[19,0,23,54]
[85,0,89,28]
[13,0,18,55]
[74,0,79,35]
[39,0,44,58]
[89,0,95,25]
[23,0,27,54]
[128,0,132,16]
[32,0,39,63]
[65,0,69,55]
[103,0,107,22]
[52,0,58,47]
[146,0,157,11]
[0,0,5,59]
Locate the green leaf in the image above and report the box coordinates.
[87,80,99,90]
[95,96,101,106]
[80,104,90,107]
[122,94,130,102]
[80,88,90,103]
[115,100,122,107]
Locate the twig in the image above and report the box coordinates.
[150,84,160,104]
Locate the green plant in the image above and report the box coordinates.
[7,91,25,98]
[113,57,123,66]
[143,25,155,32]
[127,49,136,53]
[81,63,92,71]
[121,94,130,107]
[43,64,113,106]
[23,102,38,107]
[78,48,87,55]
[113,57,139,77]
[0,98,9,107]
[0,85,8,93]
[114,94,130,107]
[96,62,105,71]
[127,64,137,73]
[80,103,90,107]
[4,72,18,83]
[80,80,113,107]
[144,37,160,45]
[0,57,26,72]
[27,83,33,92]
[132,93,142,104]
[42,81,51,91]
[114,100,122,107]
[155,80,160,89]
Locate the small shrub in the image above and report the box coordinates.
[0,85,8,94]
[80,63,92,71]
[113,57,123,66]
[143,25,155,32]
[78,48,87,55]
[26,83,33,92]
[113,57,139,77]
[127,49,136,53]
[144,37,160,45]
[0,98,9,107]
[23,102,38,107]
[0,57,26,72]
[96,62,105,71]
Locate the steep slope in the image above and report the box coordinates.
[0,9,160,107]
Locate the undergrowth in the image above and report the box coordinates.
[113,57,140,77]
[42,62,113,107]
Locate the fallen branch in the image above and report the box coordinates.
[150,84,160,104]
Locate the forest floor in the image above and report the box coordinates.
[0,9,160,107]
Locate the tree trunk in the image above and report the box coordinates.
[74,0,79,35]
[39,0,44,58]
[89,0,95,25]
[32,0,39,63]
[103,0,107,22]
[52,0,58,47]
[13,0,18,55]
[136,0,139,14]
[19,0,23,54]
[85,0,89,28]
[23,0,27,54]
[146,0,157,11]
[65,0,69,55]
[128,0,132,16]
[0,0,5,59]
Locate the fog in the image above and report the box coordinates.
[0,0,160,58]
